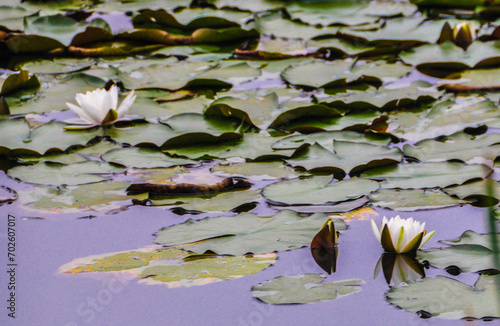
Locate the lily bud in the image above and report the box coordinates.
[453,22,476,50]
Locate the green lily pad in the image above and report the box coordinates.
[286,0,416,27]
[19,181,146,213]
[19,58,95,75]
[387,274,500,319]
[280,110,383,133]
[369,189,466,211]
[272,130,391,151]
[204,93,278,129]
[401,41,500,72]
[104,122,176,147]
[268,101,343,129]
[6,73,106,115]
[322,81,441,111]
[254,12,339,40]
[113,60,259,91]
[164,131,294,161]
[0,119,101,156]
[361,162,492,189]
[282,59,412,89]
[0,70,40,96]
[132,8,251,30]
[418,230,500,273]
[101,147,195,168]
[404,132,500,163]
[149,188,260,214]
[285,142,402,177]
[388,97,500,142]
[252,274,363,305]
[154,210,347,256]
[271,197,370,214]
[211,161,307,181]
[8,161,125,186]
[61,246,276,287]
[444,179,500,206]
[24,15,111,47]
[262,176,380,205]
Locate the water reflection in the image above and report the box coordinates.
[374,253,425,286]
[311,246,338,275]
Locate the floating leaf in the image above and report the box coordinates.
[262,176,379,205]
[388,97,500,142]
[149,188,260,214]
[444,179,500,206]
[272,197,370,214]
[272,131,391,151]
[285,141,402,177]
[60,247,276,288]
[401,41,500,72]
[154,210,347,256]
[8,161,125,186]
[387,274,500,319]
[102,147,195,168]
[211,161,306,181]
[404,132,500,163]
[19,181,146,213]
[369,189,466,211]
[418,230,500,273]
[252,274,363,305]
[361,162,492,189]
[0,119,101,156]
[0,70,40,96]
[204,93,278,129]
[282,59,412,89]
[164,131,294,161]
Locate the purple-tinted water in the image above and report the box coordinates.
[0,166,493,326]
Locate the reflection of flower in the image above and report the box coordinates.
[65,85,135,129]
[371,216,435,253]
[374,253,425,286]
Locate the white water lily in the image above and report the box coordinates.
[65,85,135,129]
[371,216,435,253]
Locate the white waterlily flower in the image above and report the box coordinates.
[371,216,435,253]
[65,85,135,129]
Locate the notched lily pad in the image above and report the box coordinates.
[211,161,307,181]
[369,189,466,211]
[18,181,147,213]
[282,59,412,89]
[418,230,500,273]
[387,274,500,320]
[262,176,379,206]
[444,179,500,207]
[0,119,101,156]
[154,210,347,256]
[252,274,363,305]
[60,247,276,288]
[8,161,125,186]
[361,162,492,189]
[285,141,402,178]
[101,147,195,169]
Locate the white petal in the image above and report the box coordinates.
[419,230,436,249]
[116,90,136,117]
[65,102,95,124]
[371,219,381,243]
[108,85,119,110]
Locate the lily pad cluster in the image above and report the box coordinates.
[2,0,500,312]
